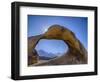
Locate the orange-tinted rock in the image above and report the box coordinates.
[28,25,87,66]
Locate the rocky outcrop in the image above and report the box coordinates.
[28,35,43,65]
[28,25,87,66]
[28,49,39,65]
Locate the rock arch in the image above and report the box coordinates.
[28,25,87,66]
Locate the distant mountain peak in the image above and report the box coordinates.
[37,50,55,57]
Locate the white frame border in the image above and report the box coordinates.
[20,6,95,76]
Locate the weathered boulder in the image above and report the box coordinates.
[28,49,39,65]
[28,35,43,65]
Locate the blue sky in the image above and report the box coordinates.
[28,15,88,55]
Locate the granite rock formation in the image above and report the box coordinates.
[28,25,87,66]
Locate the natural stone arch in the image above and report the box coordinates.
[28,25,87,66]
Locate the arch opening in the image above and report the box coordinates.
[35,39,68,61]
